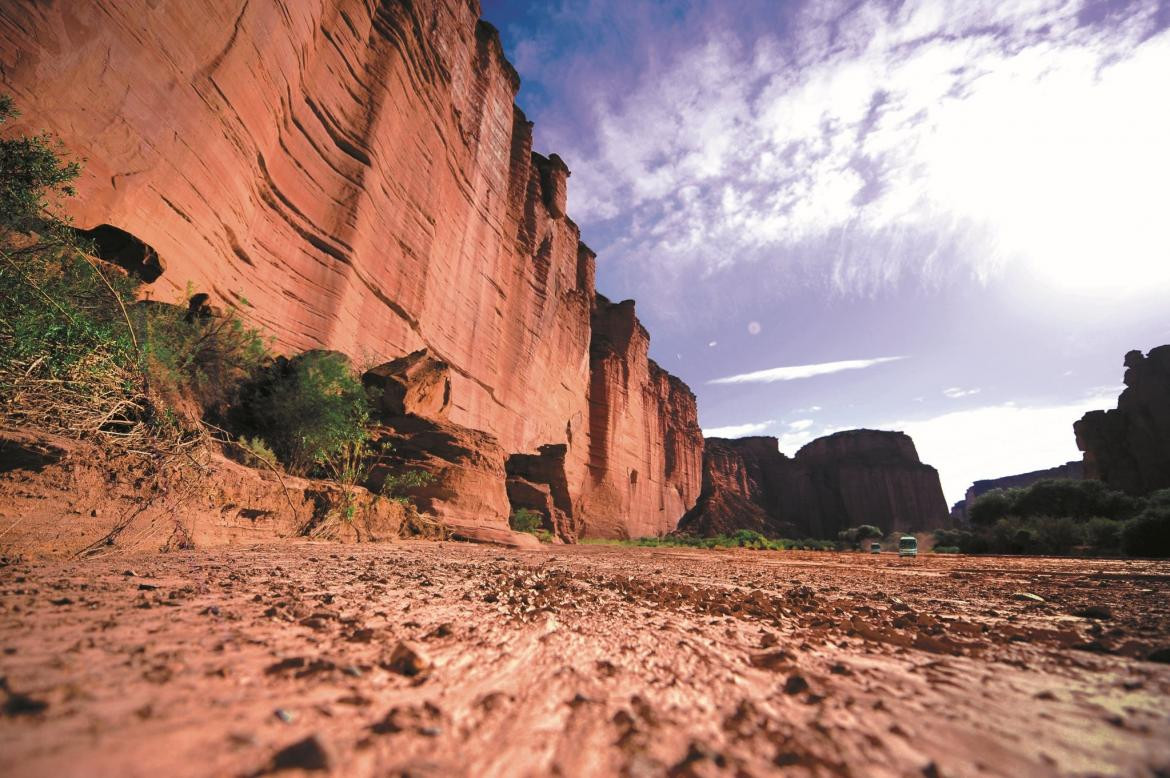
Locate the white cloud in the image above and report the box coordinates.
[890,390,1119,506]
[942,387,982,399]
[702,420,775,438]
[550,0,1170,304]
[709,355,905,384]
[787,419,815,431]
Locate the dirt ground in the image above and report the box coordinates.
[1,542,1168,777]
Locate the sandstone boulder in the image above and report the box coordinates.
[363,350,452,421]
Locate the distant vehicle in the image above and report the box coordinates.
[898,536,918,557]
[870,542,882,554]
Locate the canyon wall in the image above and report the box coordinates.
[1075,346,1170,496]
[680,430,950,539]
[950,461,1083,521]
[0,0,701,538]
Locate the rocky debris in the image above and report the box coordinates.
[1076,346,1170,495]
[680,430,950,538]
[0,0,702,541]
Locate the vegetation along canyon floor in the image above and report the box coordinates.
[2,542,1168,777]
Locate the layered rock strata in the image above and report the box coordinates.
[1075,346,1170,496]
[680,430,950,539]
[0,0,703,538]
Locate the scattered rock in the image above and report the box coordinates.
[270,734,332,772]
[783,674,810,695]
[1073,605,1113,620]
[1012,592,1045,603]
[383,641,431,677]
[274,708,296,724]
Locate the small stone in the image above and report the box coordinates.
[274,708,296,724]
[271,734,331,772]
[1146,647,1170,664]
[1073,605,1113,620]
[1012,592,1045,603]
[783,674,810,695]
[384,641,431,677]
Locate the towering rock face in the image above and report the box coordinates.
[951,461,1083,521]
[680,430,950,538]
[580,297,704,537]
[1075,346,1170,496]
[0,0,702,538]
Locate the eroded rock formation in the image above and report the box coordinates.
[1075,346,1170,496]
[0,0,704,538]
[681,430,950,538]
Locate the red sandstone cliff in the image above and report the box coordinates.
[680,430,950,538]
[1075,346,1170,496]
[0,0,702,538]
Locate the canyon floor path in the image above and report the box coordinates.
[2,544,1168,777]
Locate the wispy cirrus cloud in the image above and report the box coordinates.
[942,387,982,399]
[709,355,905,385]
[511,0,1170,310]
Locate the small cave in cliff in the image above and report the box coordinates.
[74,224,165,282]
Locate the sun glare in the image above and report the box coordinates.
[922,33,1170,295]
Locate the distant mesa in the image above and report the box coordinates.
[680,429,951,539]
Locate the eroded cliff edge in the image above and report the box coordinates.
[0,0,701,538]
[680,430,951,538]
[1076,346,1170,497]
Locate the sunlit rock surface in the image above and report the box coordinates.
[0,0,703,538]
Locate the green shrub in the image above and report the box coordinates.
[968,489,1022,526]
[238,352,370,475]
[138,298,269,418]
[509,508,542,534]
[1011,479,1141,521]
[970,480,1140,527]
[239,436,277,468]
[1121,501,1170,558]
[380,467,435,504]
[1084,517,1122,551]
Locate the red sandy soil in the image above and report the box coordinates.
[1,543,1168,777]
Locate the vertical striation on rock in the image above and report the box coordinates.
[1075,346,1170,496]
[0,0,703,538]
[680,430,950,539]
[578,297,704,537]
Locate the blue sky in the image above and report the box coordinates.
[482,0,1170,504]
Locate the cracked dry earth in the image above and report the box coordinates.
[1,543,1169,777]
